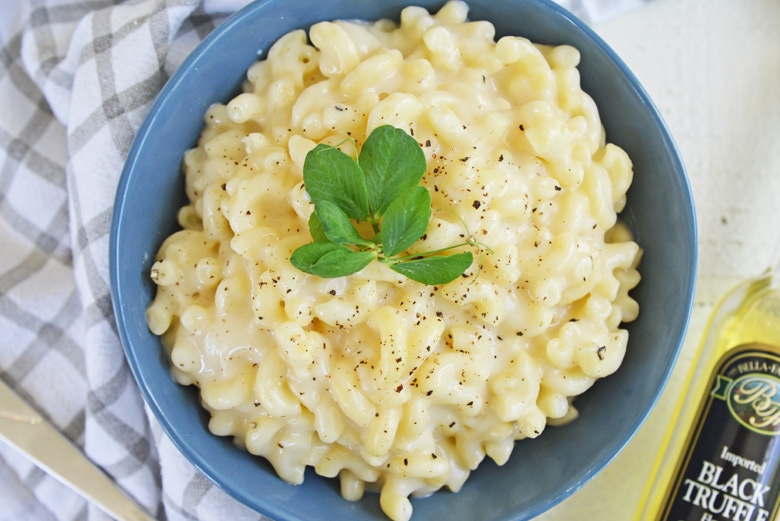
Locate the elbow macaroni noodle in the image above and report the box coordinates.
[146,2,641,520]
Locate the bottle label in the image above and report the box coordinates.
[657,343,780,521]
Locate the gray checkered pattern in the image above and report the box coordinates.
[0,1,267,519]
[0,1,649,520]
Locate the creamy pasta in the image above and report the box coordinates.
[146,2,641,520]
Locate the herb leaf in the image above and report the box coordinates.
[360,125,427,218]
[389,252,474,285]
[290,242,375,278]
[308,213,329,243]
[291,125,484,284]
[381,186,431,257]
[315,200,374,247]
[304,144,369,220]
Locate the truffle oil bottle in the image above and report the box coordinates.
[637,247,780,521]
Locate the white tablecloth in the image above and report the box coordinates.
[3,0,779,520]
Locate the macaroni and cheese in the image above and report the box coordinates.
[146,2,641,520]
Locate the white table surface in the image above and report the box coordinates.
[540,0,780,518]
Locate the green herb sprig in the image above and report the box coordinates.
[290,125,480,285]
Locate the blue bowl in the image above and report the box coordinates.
[110,0,697,519]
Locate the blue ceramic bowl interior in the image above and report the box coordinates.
[110,0,697,520]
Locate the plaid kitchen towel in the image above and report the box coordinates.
[0,0,651,520]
